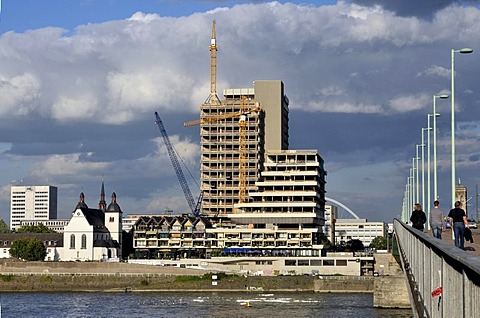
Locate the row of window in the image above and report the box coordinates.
[284,259,350,267]
[70,234,87,249]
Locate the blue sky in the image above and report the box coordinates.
[1,0,480,225]
[1,1,338,33]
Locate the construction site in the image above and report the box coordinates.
[134,21,331,265]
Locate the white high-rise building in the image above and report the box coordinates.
[10,185,58,230]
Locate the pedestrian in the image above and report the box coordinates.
[448,201,470,250]
[429,200,444,239]
[410,203,427,231]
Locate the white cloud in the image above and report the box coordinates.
[0,73,41,116]
[417,65,450,78]
[52,94,98,121]
[389,93,430,112]
[306,100,382,113]
[30,153,109,178]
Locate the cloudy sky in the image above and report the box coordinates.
[1,0,480,225]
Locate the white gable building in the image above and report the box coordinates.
[62,189,122,262]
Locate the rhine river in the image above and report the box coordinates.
[0,292,412,317]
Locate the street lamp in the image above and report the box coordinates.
[433,94,448,202]
[416,145,421,205]
[421,128,428,228]
[410,167,414,209]
[427,115,433,224]
[451,48,473,208]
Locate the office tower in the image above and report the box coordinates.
[10,185,58,230]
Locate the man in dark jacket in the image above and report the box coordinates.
[410,203,427,231]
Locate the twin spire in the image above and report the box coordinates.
[75,180,121,213]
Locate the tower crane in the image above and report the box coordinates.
[184,96,261,205]
[154,111,202,216]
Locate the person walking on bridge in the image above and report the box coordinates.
[448,201,470,250]
[429,200,444,239]
[410,203,426,231]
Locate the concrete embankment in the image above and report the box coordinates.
[0,259,411,309]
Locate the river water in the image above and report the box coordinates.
[0,292,413,318]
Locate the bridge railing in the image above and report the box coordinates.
[394,218,480,318]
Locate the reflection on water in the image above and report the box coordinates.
[0,292,413,318]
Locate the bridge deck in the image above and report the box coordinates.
[423,227,480,257]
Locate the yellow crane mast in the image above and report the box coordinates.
[205,20,221,105]
[184,97,261,206]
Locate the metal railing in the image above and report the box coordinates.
[394,219,480,318]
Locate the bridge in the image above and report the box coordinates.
[394,219,480,317]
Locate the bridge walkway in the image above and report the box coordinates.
[394,219,480,318]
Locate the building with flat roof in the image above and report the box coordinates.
[334,219,387,247]
[10,185,58,230]
[324,205,338,243]
[19,219,69,233]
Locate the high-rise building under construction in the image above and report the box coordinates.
[186,21,327,243]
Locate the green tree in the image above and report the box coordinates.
[345,239,365,252]
[10,237,47,261]
[122,230,134,259]
[16,223,56,233]
[0,219,10,233]
[369,236,393,250]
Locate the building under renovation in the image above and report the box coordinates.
[133,21,327,259]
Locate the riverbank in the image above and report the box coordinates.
[0,272,318,293]
[0,259,409,309]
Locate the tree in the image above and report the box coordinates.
[369,236,388,250]
[369,236,393,251]
[10,237,47,261]
[122,230,134,259]
[345,239,365,252]
[16,223,56,233]
[0,219,10,233]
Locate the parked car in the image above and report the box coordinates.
[467,219,478,229]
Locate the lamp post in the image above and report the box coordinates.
[410,168,414,209]
[421,129,428,228]
[433,94,447,202]
[451,48,473,208]
[427,115,432,223]
[404,183,409,222]
[412,158,417,204]
[416,145,421,205]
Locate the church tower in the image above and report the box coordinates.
[104,192,123,258]
[455,180,468,214]
[74,192,88,212]
[99,180,107,211]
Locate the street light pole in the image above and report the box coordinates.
[421,129,428,228]
[433,94,448,202]
[451,48,473,208]
[427,115,433,224]
[412,158,416,204]
[416,145,421,205]
[410,167,414,209]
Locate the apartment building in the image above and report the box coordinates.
[10,185,58,230]
[233,150,327,244]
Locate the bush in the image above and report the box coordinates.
[10,237,47,261]
[0,274,14,282]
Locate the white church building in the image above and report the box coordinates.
[62,183,123,262]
